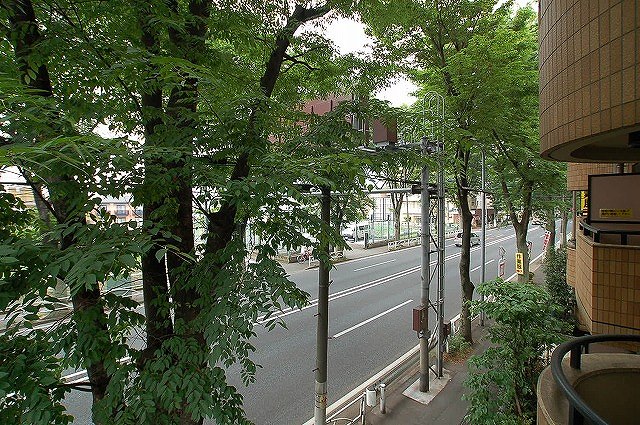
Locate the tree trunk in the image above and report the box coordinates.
[30,182,51,227]
[458,192,474,343]
[393,203,402,240]
[514,221,530,283]
[545,209,556,258]
[455,146,474,344]
[7,1,112,417]
[137,2,175,363]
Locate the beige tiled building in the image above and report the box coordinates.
[537,1,640,424]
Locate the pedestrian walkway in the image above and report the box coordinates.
[365,322,490,425]
[280,242,392,275]
[326,255,548,425]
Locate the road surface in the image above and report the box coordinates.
[62,224,550,424]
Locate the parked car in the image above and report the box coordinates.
[532,217,545,225]
[455,232,480,247]
[341,222,370,241]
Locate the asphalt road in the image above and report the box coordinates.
[62,224,550,424]
[222,224,549,425]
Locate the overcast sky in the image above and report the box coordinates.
[324,0,537,107]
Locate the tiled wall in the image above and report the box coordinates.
[567,245,576,286]
[574,225,640,334]
[567,162,633,190]
[539,0,640,157]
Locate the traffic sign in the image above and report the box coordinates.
[542,231,551,251]
[498,259,506,278]
[515,252,524,275]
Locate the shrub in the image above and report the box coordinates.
[464,279,569,425]
[544,247,575,323]
[448,332,472,356]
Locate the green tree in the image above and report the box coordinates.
[544,247,575,324]
[444,6,564,283]
[0,1,391,424]
[465,279,568,424]
[362,0,511,342]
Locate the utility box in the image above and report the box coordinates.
[443,320,451,338]
[412,306,424,332]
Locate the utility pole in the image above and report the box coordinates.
[435,132,445,377]
[419,136,431,392]
[419,91,445,390]
[480,150,486,326]
[314,186,330,425]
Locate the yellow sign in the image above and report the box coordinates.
[515,252,524,275]
[599,208,632,219]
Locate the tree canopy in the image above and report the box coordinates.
[0,1,398,424]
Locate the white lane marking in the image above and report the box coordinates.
[257,267,420,324]
[353,259,395,272]
[259,232,518,324]
[470,259,495,272]
[332,300,413,339]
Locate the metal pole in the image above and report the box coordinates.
[379,383,386,414]
[480,150,486,326]
[406,198,410,238]
[436,135,446,377]
[571,191,577,244]
[419,136,431,392]
[314,186,331,425]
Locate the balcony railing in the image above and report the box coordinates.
[551,334,640,425]
[579,221,640,245]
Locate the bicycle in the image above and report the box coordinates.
[298,249,312,263]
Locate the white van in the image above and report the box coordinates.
[455,232,480,247]
[341,223,370,241]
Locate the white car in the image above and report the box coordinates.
[455,232,480,247]
[341,223,370,241]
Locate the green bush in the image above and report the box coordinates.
[464,279,569,425]
[544,247,575,323]
[448,332,471,356]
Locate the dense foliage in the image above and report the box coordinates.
[0,1,400,424]
[465,279,569,425]
[544,247,575,323]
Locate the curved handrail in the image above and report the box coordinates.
[580,221,640,235]
[550,334,640,425]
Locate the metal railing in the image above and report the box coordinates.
[387,237,420,250]
[550,334,640,425]
[580,221,640,245]
[326,393,366,425]
[324,321,440,425]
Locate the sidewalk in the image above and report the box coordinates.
[332,255,548,425]
[279,242,392,275]
[365,322,490,425]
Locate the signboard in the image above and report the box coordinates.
[515,252,524,275]
[599,208,633,219]
[542,231,551,251]
[589,173,640,223]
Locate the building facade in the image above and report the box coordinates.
[537,1,640,424]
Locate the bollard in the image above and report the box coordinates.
[366,385,377,407]
[379,383,386,414]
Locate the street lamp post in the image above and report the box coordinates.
[314,186,331,425]
[419,136,431,392]
[480,150,486,326]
